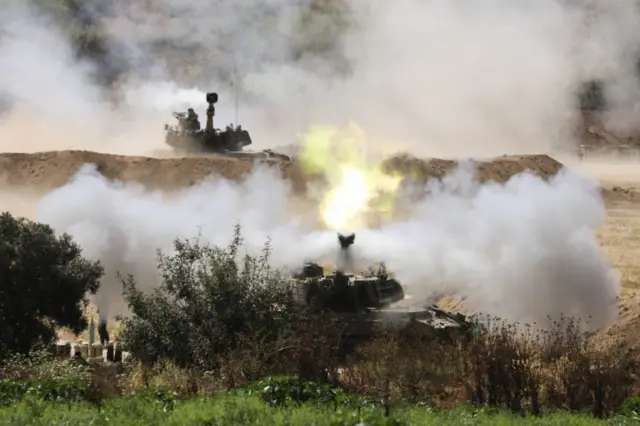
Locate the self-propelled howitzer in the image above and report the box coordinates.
[163,92,291,161]
[289,233,473,349]
[164,92,252,153]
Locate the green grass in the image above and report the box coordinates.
[0,394,635,426]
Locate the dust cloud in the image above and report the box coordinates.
[568,155,640,188]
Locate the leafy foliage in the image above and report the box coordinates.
[0,350,91,384]
[235,376,375,408]
[619,395,640,420]
[0,212,103,355]
[0,349,92,406]
[0,379,90,407]
[118,225,304,369]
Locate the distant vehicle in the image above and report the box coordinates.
[164,91,291,162]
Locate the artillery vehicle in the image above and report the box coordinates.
[164,92,292,161]
[289,233,473,352]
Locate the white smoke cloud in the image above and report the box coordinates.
[2,0,640,156]
[35,163,337,319]
[356,162,620,331]
[0,2,112,151]
[36,161,620,332]
[115,0,640,156]
[0,1,250,154]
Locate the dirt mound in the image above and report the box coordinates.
[0,150,307,193]
[382,153,564,183]
[0,150,569,195]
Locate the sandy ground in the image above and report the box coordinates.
[571,156,640,352]
[1,150,640,347]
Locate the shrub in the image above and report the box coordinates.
[235,376,374,408]
[462,317,637,418]
[619,395,640,419]
[0,212,103,356]
[0,350,92,406]
[0,378,91,406]
[0,350,90,384]
[118,225,307,370]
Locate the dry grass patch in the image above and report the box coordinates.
[598,205,640,289]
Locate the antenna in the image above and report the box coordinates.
[233,56,239,128]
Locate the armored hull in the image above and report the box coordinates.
[290,233,472,352]
[314,306,471,341]
[291,270,472,354]
[164,125,253,155]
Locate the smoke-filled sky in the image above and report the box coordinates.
[1,0,640,156]
[0,0,627,331]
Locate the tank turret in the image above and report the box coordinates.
[292,232,405,313]
[164,91,253,154]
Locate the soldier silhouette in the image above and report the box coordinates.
[98,320,110,346]
[186,108,201,131]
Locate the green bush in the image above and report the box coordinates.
[0,379,91,406]
[0,350,93,406]
[235,376,375,408]
[118,225,306,369]
[0,350,89,383]
[619,395,640,419]
[0,212,103,356]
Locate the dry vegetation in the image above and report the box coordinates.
[4,314,639,421]
[594,199,640,361]
[599,206,640,289]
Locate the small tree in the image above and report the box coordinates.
[119,225,304,369]
[0,212,104,355]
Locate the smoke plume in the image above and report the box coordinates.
[356,163,620,331]
[1,0,640,156]
[35,163,336,318]
[35,161,620,331]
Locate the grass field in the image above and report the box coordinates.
[0,394,636,426]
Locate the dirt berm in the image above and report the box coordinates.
[0,150,569,194]
[382,153,563,183]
